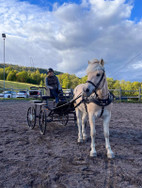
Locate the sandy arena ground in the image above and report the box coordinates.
[0,101,142,188]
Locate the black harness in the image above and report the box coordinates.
[74,70,114,118]
[82,92,114,117]
[85,92,114,106]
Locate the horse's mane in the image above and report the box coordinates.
[86,59,105,75]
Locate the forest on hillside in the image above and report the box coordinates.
[0,64,62,75]
[0,64,142,92]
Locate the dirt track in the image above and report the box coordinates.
[0,101,142,188]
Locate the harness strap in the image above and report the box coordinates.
[85,94,113,106]
[99,106,104,118]
[83,101,88,113]
[86,71,105,91]
[86,80,97,88]
[74,99,88,113]
[96,71,105,89]
[74,98,84,109]
[71,92,83,103]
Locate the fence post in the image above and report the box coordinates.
[119,87,122,102]
[138,87,141,102]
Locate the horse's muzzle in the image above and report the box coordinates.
[83,87,91,97]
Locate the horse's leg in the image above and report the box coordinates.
[103,111,115,159]
[89,113,97,157]
[76,108,83,143]
[82,113,87,141]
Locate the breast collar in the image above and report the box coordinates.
[84,91,114,107]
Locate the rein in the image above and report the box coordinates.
[72,92,87,110]
[71,91,83,104]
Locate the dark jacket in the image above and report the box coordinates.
[45,75,62,91]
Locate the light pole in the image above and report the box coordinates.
[2,33,6,90]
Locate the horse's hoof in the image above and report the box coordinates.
[77,138,83,143]
[107,152,115,159]
[90,151,97,157]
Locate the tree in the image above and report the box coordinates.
[0,68,4,80]
[40,80,44,86]
[70,75,80,88]
[16,71,28,82]
[7,71,17,81]
[62,75,70,88]
[80,76,87,84]
[132,81,141,90]
[57,73,70,89]
[107,78,115,89]
[30,70,41,84]
[113,80,121,89]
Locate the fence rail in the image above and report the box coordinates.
[110,87,142,102]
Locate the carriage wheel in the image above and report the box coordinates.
[60,114,69,126]
[39,109,47,135]
[27,107,36,129]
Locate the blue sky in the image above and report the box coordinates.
[19,0,142,20]
[0,0,142,81]
[130,0,142,21]
[19,0,81,7]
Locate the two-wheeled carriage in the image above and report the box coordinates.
[27,87,77,135]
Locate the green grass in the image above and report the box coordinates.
[0,97,31,101]
[0,80,39,91]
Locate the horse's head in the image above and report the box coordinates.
[83,59,106,97]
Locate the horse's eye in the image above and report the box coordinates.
[96,73,100,77]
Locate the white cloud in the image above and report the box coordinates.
[0,0,142,81]
[131,60,142,69]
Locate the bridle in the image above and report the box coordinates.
[72,69,114,118]
[86,70,105,95]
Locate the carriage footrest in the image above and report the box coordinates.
[42,95,54,100]
[30,100,42,103]
[47,119,52,122]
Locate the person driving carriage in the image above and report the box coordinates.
[45,68,62,103]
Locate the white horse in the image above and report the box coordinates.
[74,59,114,158]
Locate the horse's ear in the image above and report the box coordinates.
[100,59,104,66]
[88,61,91,64]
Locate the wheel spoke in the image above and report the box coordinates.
[39,109,47,135]
[60,114,69,126]
[27,107,36,129]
